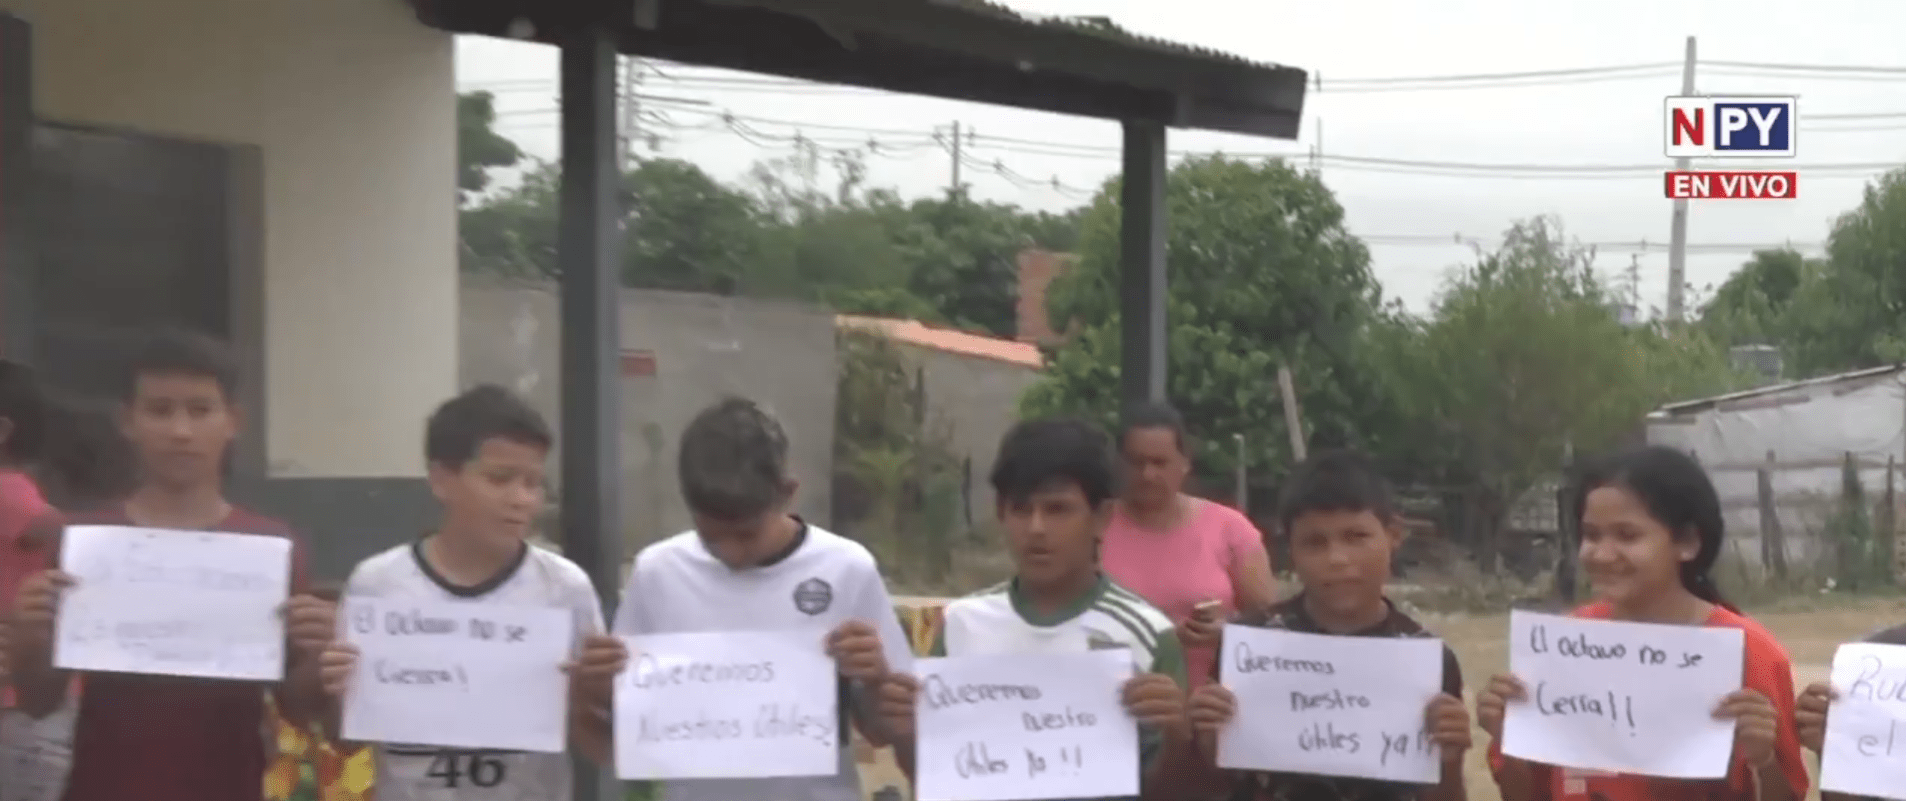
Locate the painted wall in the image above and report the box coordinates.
[11,0,458,478]
[902,345,1039,527]
[460,280,840,557]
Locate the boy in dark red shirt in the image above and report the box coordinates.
[7,328,336,801]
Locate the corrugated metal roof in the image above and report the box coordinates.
[934,0,1292,72]
[837,314,1043,369]
[1651,363,1906,417]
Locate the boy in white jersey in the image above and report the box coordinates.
[591,397,911,801]
[315,384,628,800]
[875,417,1195,800]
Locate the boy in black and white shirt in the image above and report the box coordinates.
[317,385,625,800]
[596,397,910,801]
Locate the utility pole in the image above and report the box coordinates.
[948,121,963,192]
[1626,254,1642,324]
[1311,72,1326,176]
[618,57,643,170]
[1311,116,1324,175]
[1666,36,1698,322]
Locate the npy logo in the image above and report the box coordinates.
[1664,96,1796,158]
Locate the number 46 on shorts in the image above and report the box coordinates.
[427,752,509,788]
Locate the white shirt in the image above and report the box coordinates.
[612,521,912,801]
[344,540,605,801]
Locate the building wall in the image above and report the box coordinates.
[13,0,458,478]
[1014,248,1074,345]
[461,281,839,556]
[904,345,1039,527]
[1648,370,1906,578]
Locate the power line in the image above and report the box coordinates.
[1358,234,1822,254]
[1705,60,1906,75]
[462,55,1906,102]
[492,102,1902,181]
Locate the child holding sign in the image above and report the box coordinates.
[1795,624,1906,801]
[600,397,912,801]
[873,417,1195,798]
[1183,449,1472,801]
[1477,446,1806,801]
[315,385,627,800]
[9,329,339,801]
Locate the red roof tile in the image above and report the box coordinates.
[836,315,1042,369]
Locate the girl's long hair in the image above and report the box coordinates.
[1573,445,1735,612]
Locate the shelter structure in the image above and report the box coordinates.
[1648,364,1906,579]
[424,9,1306,797]
[2,0,1305,797]
[410,0,1309,606]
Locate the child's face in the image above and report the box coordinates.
[693,484,796,570]
[999,480,1106,589]
[428,437,547,548]
[1286,508,1397,620]
[120,371,238,489]
[1579,485,1696,608]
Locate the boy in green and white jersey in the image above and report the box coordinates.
[875,417,1194,800]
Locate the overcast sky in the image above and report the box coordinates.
[456,0,1906,316]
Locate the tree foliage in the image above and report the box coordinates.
[1697,168,1906,379]
[1021,156,1386,476]
[1372,217,1742,556]
[1788,169,1906,373]
[457,136,1077,337]
[457,92,522,199]
[1695,247,1817,350]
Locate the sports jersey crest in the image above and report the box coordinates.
[793,577,833,615]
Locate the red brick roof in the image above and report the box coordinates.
[836,315,1042,369]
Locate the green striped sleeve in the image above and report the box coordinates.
[1149,628,1188,687]
[1138,628,1186,773]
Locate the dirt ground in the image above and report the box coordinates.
[857,596,1906,801]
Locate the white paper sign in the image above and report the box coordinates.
[1819,642,1906,799]
[339,598,575,753]
[914,650,1138,801]
[1500,610,1743,778]
[1215,625,1444,783]
[54,525,291,680]
[614,629,840,780]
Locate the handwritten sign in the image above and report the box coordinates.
[1819,642,1906,799]
[1500,610,1742,778]
[1215,625,1444,783]
[913,650,1138,801]
[339,598,575,753]
[614,629,840,780]
[54,525,291,680]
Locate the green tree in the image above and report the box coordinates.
[622,158,774,293]
[1020,155,1386,477]
[1781,169,1906,376]
[890,191,1033,337]
[460,159,558,279]
[1694,247,1822,353]
[458,91,523,199]
[1373,217,1742,561]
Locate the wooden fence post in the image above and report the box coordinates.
[1757,450,1789,581]
[1886,455,1899,583]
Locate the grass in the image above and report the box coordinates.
[858,594,1906,801]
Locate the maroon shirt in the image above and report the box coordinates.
[60,506,311,801]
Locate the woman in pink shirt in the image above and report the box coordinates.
[1100,403,1277,687]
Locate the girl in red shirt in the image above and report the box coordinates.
[1477,445,1808,801]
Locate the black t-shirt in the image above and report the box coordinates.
[1217,595,1463,801]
